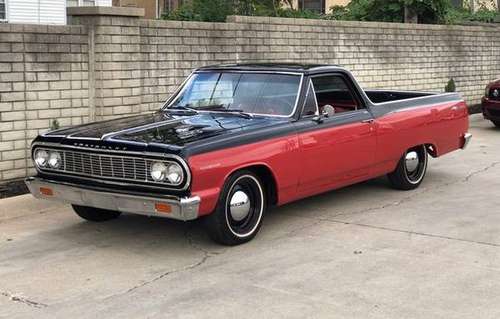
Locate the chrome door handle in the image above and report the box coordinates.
[361,119,374,123]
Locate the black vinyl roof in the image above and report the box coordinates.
[196,63,343,74]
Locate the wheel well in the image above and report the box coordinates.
[425,143,438,157]
[243,165,278,207]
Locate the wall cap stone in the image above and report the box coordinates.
[226,15,500,32]
[67,6,145,17]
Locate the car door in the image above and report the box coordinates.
[294,73,377,197]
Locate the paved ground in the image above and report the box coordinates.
[1,114,500,319]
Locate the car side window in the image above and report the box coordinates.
[301,81,319,117]
[311,75,361,115]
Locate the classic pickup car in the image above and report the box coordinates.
[26,64,471,245]
[482,79,500,127]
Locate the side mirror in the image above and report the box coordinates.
[312,105,335,123]
[312,110,329,123]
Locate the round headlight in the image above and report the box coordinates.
[150,162,168,182]
[34,149,49,167]
[48,152,62,169]
[166,163,183,184]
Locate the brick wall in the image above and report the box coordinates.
[1,13,499,183]
[0,23,88,181]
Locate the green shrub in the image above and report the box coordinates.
[161,0,500,25]
[330,0,452,24]
[444,7,500,24]
[445,78,456,92]
[163,0,234,22]
[50,119,60,131]
[163,0,326,22]
[274,8,323,19]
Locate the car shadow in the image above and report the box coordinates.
[41,171,457,249]
[41,211,216,253]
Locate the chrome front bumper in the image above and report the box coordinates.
[461,132,472,150]
[25,177,200,221]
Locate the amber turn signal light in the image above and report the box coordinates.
[155,202,172,214]
[39,187,53,196]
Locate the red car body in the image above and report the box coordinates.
[190,99,469,216]
[26,64,472,244]
[482,80,500,126]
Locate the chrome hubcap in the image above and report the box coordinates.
[229,190,251,222]
[405,151,419,173]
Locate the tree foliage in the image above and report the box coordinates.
[331,0,451,24]
[162,0,500,24]
[163,0,322,22]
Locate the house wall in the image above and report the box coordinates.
[326,0,350,8]
[112,0,157,19]
[291,0,350,12]
[7,0,66,25]
[0,13,499,182]
[472,0,498,10]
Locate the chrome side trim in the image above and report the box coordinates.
[462,132,472,150]
[31,142,192,191]
[25,177,200,221]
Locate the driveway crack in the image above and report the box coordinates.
[463,161,500,182]
[0,291,48,308]
[106,227,222,298]
[279,160,500,244]
[321,218,500,248]
[331,160,500,219]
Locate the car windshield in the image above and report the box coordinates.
[166,72,302,116]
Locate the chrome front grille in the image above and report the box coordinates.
[61,151,150,181]
[34,147,186,187]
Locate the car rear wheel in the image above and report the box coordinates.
[388,145,428,190]
[204,170,266,246]
[492,120,500,128]
[72,205,122,222]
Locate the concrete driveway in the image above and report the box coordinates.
[1,114,500,319]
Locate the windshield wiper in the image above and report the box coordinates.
[198,104,254,119]
[167,105,199,114]
[216,109,254,119]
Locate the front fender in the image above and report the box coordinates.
[188,135,300,216]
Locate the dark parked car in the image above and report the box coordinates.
[26,64,471,245]
[482,80,500,127]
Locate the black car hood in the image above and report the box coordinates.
[41,111,290,156]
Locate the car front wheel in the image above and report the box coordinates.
[388,145,428,190]
[204,170,266,245]
[492,120,500,128]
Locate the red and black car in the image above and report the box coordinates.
[26,64,471,245]
[482,80,500,127]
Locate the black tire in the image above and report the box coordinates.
[492,120,500,128]
[204,170,266,246]
[388,145,428,190]
[72,205,121,222]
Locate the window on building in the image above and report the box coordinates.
[0,0,6,21]
[67,0,96,6]
[298,0,325,14]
